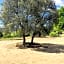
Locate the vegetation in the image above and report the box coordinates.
[1,1,64,38]
[49,7,64,37]
[1,0,57,46]
[1,0,64,46]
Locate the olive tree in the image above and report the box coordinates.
[2,0,58,47]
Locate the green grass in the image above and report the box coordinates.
[0,37,22,41]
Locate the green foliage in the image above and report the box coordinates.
[15,29,22,37]
[58,16,64,29]
[57,7,64,30]
[10,30,22,37]
[49,31,59,37]
[3,33,11,38]
[49,23,63,37]
[3,29,22,38]
[49,6,64,37]
[2,0,57,38]
[49,25,59,37]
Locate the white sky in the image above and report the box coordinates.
[54,0,64,7]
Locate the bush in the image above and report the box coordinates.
[10,31,17,37]
[49,31,59,37]
[3,29,23,38]
[3,33,11,38]
[49,24,62,37]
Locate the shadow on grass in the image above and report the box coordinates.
[16,42,64,53]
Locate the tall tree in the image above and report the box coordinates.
[2,0,57,47]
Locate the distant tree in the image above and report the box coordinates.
[58,7,64,30]
[2,0,19,33]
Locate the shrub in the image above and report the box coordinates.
[3,33,11,38]
[49,31,59,37]
[49,23,63,37]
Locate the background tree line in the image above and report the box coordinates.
[49,6,64,37]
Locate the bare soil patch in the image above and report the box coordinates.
[0,37,64,64]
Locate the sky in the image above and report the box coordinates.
[0,0,4,28]
[0,0,3,10]
[54,0,64,9]
[0,0,3,11]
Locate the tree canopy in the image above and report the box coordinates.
[1,0,58,38]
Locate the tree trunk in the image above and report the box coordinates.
[31,32,35,44]
[23,31,26,47]
[38,31,41,37]
[31,31,41,44]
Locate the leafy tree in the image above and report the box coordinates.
[2,0,19,34]
[56,7,64,30]
[2,0,57,47]
[49,7,64,37]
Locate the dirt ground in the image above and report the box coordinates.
[0,37,64,64]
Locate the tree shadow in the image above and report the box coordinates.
[33,43,64,53]
[16,42,41,49]
[16,42,64,53]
